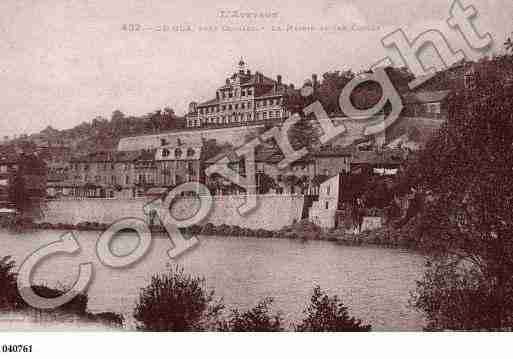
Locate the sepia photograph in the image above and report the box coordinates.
[0,0,512,356]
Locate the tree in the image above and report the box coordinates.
[318,70,355,114]
[0,256,19,310]
[256,172,277,194]
[288,117,319,151]
[134,266,224,331]
[8,153,47,221]
[296,286,371,332]
[409,72,513,330]
[221,298,284,332]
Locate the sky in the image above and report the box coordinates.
[0,0,511,138]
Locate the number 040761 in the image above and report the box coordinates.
[1,344,33,353]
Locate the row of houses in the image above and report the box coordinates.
[43,138,405,200]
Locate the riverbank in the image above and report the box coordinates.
[3,217,420,250]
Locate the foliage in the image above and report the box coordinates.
[411,259,505,331]
[220,298,284,332]
[0,256,19,310]
[407,72,513,329]
[134,266,224,331]
[7,153,47,221]
[295,286,371,332]
[16,285,90,315]
[256,172,277,194]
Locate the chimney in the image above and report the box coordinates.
[277,75,282,85]
[312,74,318,88]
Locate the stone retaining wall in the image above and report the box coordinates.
[41,195,305,231]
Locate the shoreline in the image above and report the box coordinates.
[2,220,420,251]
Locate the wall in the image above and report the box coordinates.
[117,124,265,151]
[40,195,304,231]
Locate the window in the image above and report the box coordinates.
[162,148,170,157]
[327,185,330,195]
[242,90,246,96]
[187,148,195,157]
[263,112,267,119]
[175,148,183,158]
[325,201,329,210]
[247,89,252,96]
[125,175,130,185]
[235,104,238,109]
[112,175,117,184]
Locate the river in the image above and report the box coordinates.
[0,229,426,330]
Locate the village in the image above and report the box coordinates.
[0,56,506,235]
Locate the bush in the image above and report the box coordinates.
[17,285,89,315]
[295,286,371,332]
[89,312,125,328]
[411,260,506,331]
[201,223,215,235]
[0,256,19,310]
[38,222,54,230]
[221,298,284,332]
[217,224,231,236]
[134,266,224,331]
[227,225,242,236]
[239,227,254,237]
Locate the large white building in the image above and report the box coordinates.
[186,59,296,129]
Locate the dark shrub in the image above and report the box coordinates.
[39,222,55,229]
[221,298,284,332]
[295,286,371,332]
[254,229,269,238]
[134,266,224,331]
[0,256,19,310]
[239,227,254,237]
[201,223,215,235]
[17,285,89,315]
[76,222,89,230]
[189,224,203,235]
[217,224,231,236]
[227,225,242,236]
[91,312,125,327]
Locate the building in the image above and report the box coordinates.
[62,143,204,199]
[186,59,296,129]
[401,90,450,119]
[309,174,343,229]
[350,150,404,177]
[203,142,351,196]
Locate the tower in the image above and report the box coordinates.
[238,57,246,74]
